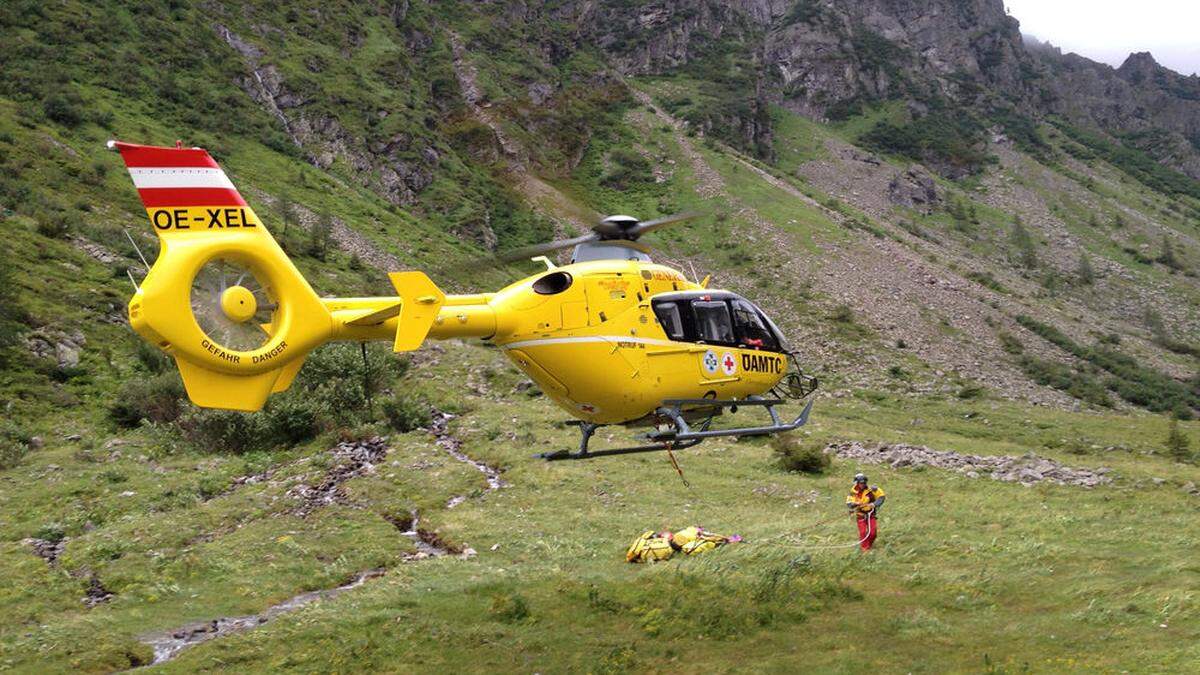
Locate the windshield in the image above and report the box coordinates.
[571,242,652,263]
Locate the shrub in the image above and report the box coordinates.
[1017,355,1111,408]
[861,111,990,176]
[43,91,85,127]
[0,420,32,469]
[1009,216,1038,269]
[34,522,66,543]
[134,339,170,374]
[1165,418,1193,463]
[829,304,855,324]
[771,436,831,474]
[1017,315,1200,414]
[966,270,1007,293]
[307,211,333,260]
[34,207,80,238]
[0,257,25,361]
[957,384,986,400]
[0,437,29,470]
[489,592,531,623]
[176,409,268,454]
[997,331,1024,355]
[1076,254,1095,285]
[382,392,429,433]
[600,148,653,190]
[109,372,186,427]
[264,396,321,445]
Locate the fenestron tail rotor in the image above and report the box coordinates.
[189,258,279,352]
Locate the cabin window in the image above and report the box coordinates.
[653,302,686,340]
[732,300,780,351]
[692,301,735,345]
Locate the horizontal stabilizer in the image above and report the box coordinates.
[344,302,404,327]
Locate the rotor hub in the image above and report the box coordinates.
[220,285,258,323]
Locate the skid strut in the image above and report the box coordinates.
[537,397,814,461]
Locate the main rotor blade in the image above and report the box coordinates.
[628,211,702,238]
[493,232,599,264]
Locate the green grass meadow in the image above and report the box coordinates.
[2,341,1197,672]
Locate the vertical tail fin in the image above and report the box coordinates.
[111,140,332,411]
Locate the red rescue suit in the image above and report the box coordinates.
[846,484,885,550]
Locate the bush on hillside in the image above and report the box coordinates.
[109,372,187,428]
[1017,355,1112,408]
[176,409,267,454]
[42,91,85,127]
[1165,418,1193,463]
[772,436,831,474]
[0,258,26,363]
[1017,315,1200,415]
[382,392,429,433]
[600,149,653,191]
[829,304,855,324]
[861,111,990,176]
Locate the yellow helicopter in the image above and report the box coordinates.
[110,140,817,460]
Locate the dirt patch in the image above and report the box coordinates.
[287,437,388,517]
[828,441,1112,487]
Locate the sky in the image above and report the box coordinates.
[1004,0,1200,76]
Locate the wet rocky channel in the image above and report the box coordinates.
[139,569,386,665]
[134,418,504,666]
[430,410,506,507]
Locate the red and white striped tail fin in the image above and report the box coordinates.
[108,140,267,237]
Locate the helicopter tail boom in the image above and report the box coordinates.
[110,140,446,411]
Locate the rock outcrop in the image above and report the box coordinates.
[827,441,1112,488]
[562,0,1200,177]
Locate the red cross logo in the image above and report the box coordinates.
[723,355,735,370]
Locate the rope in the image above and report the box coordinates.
[774,514,875,550]
[754,512,846,544]
[752,504,879,550]
[360,343,373,416]
[665,445,691,489]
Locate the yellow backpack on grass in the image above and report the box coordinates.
[625,530,676,563]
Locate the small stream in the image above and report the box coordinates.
[430,410,506,508]
[134,415,505,667]
[140,568,386,665]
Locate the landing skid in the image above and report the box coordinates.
[536,396,814,461]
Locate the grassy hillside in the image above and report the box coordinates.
[2,1,1199,672]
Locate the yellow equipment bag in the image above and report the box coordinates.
[671,526,702,548]
[626,530,676,563]
[681,533,732,556]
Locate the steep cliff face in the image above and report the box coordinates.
[1032,49,1200,177]
[553,0,1200,177]
[763,0,1032,116]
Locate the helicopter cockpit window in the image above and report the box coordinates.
[692,301,735,345]
[731,299,780,351]
[653,302,686,340]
